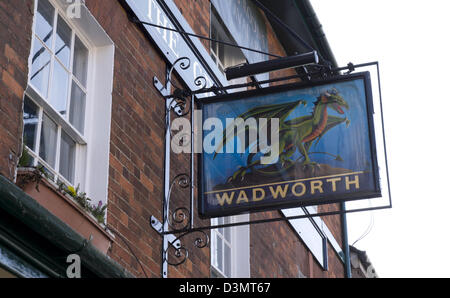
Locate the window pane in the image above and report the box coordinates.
[55,16,72,69]
[35,0,54,48]
[218,217,224,235]
[69,81,86,133]
[59,131,76,183]
[216,234,223,272]
[73,36,88,87]
[218,42,226,66]
[224,227,231,243]
[23,97,39,151]
[39,113,58,168]
[211,232,217,268]
[210,26,218,56]
[224,245,231,277]
[30,38,51,97]
[49,61,69,116]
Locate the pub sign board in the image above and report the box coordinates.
[198,72,381,218]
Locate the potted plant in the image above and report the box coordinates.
[16,146,113,253]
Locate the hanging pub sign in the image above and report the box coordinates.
[198,72,381,218]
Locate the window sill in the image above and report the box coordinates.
[16,168,113,254]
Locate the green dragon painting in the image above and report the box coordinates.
[214,88,351,183]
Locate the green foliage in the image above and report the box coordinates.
[18,145,33,168]
[16,164,50,192]
[18,144,107,225]
[57,181,107,225]
[90,202,108,226]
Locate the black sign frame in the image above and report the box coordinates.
[198,71,382,219]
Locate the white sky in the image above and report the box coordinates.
[310,0,450,277]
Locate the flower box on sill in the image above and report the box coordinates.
[16,168,114,254]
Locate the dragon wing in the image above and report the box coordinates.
[213,100,305,158]
[283,115,313,129]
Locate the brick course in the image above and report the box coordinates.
[0,0,34,180]
[85,0,213,278]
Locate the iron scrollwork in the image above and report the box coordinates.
[164,57,208,118]
[165,174,190,232]
[164,230,209,266]
[153,56,210,271]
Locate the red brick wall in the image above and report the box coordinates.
[172,0,210,51]
[84,0,212,278]
[0,0,34,181]
[86,0,170,277]
[320,203,343,250]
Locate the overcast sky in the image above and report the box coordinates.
[310,0,450,278]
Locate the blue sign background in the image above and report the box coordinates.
[200,73,381,218]
[203,79,373,188]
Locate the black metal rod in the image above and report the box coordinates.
[340,202,352,278]
[225,51,319,80]
[131,17,282,59]
[377,62,393,209]
[162,204,392,235]
[172,61,378,98]
[190,94,195,229]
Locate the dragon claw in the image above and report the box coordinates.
[281,159,294,168]
[302,161,320,174]
[227,167,248,183]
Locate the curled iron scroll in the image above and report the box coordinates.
[165,57,191,91]
[165,174,191,232]
[164,230,210,267]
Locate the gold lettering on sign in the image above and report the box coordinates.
[326,177,342,192]
[292,182,306,197]
[236,191,249,204]
[252,188,265,202]
[345,175,360,190]
[208,172,365,208]
[269,185,289,199]
[216,192,235,206]
[310,181,324,194]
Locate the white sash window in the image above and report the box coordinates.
[24,0,114,208]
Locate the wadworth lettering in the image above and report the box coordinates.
[199,73,382,218]
[210,173,362,207]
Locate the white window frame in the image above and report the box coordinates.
[24,0,115,209]
[211,216,233,278]
[211,214,250,278]
[210,5,247,77]
[282,206,347,270]
[26,0,92,186]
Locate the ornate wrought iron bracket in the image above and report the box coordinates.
[150,57,210,278]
